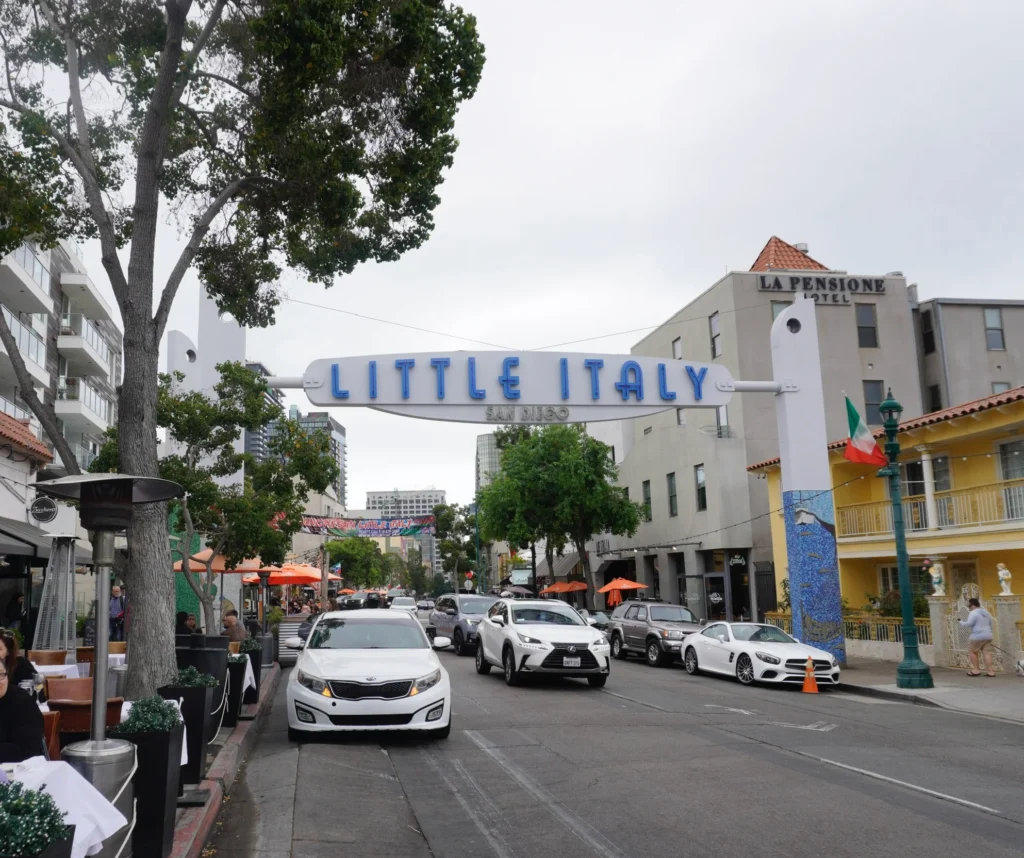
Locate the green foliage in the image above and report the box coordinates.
[779,578,792,612]
[433,503,477,576]
[228,654,249,664]
[169,666,219,688]
[326,536,384,588]
[406,546,428,596]
[239,637,263,653]
[0,782,71,857]
[111,695,181,734]
[429,574,448,599]
[877,589,930,619]
[266,606,285,629]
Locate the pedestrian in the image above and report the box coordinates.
[3,594,24,633]
[221,614,249,642]
[109,585,126,642]
[960,597,995,677]
[187,613,202,634]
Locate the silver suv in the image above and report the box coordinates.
[608,601,702,666]
[429,593,498,656]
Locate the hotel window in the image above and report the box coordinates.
[899,457,951,498]
[985,308,1005,350]
[643,426,652,436]
[708,312,721,358]
[672,337,683,360]
[879,565,933,596]
[715,405,728,437]
[862,380,884,425]
[694,464,707,511]
[641,480,652,521]
[609,445,616,463]
[667,472,678,517]
[676,408,685,426]
[856,303,878,348]
[992,382,1011,394]
[927,384,942,413]
[921,310,936,354]
[771,301,791,321]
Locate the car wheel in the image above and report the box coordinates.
[736,654,756,685]
[503,647,520,687]
[453,628,466,656]
[684,647,700,675]
[646,640,667,667]
[587,674,608,688]
[430,719,452,740]
[611,634,627,660]
[475,645,491,675]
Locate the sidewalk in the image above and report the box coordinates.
[840,656,1024,723]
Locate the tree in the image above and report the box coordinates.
[0,2,484,696]
[406,545,427,596]
[479,425,643,608]
[428,573,447,599]
[326,536,383,589]
[92,362,338,634]
[380,551,407,588]
[433,502,476,584]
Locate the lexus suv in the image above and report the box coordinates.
[429,593,497,656]
[608,601,702,666]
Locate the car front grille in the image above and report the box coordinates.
[328,680,412,700]
[328,713,413,726]
[541,646,599,670]
[784,658,832,672]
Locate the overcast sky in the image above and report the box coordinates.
[79,0,1024,509]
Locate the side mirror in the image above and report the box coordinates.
[716,634,727,644]
[283,636,305,649]
[793,637,801,643]
[492,615,505,626]
[433,636,452,649]
[446,608,458,616]
[585,617,597,626]
[699,619,706,626]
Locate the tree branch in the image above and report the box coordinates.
[170,0,229,110]
[191,69,258,102]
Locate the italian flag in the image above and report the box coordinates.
[844,394,888,466]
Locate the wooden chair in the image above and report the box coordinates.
[228,641,241,654]
[46,677,92,701]
[42,712,61,761]
[42,675,66,695]
[48,698,123,736]
[28,650,68,666]
[76,646,95,672]
[108,642,127,655]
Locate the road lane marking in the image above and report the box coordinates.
[599,689,669,711]
[705,704,758,715]
[465,730,630,858]
[769,721,837,732]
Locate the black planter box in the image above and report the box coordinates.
[115,724,184,858]
[34,826,75,858]
[158,684,215,786]
[224,660,247,728]
[242,648,262,704]
[174,647,229,736]
[191,635,230,651]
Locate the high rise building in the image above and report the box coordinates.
[277,405,348,507]
[367,489,447,576]
[244,361,285,463]
[475,433,500,493]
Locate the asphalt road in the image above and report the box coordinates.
[209,649,1024,858]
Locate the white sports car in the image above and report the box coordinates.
[284,610,453,740]
[682,622,841,686]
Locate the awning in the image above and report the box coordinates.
[0,516,92,564]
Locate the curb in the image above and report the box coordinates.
[169,663,283,858]
[837,682,942,708]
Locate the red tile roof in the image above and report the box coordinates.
[749,236,829,272]
[747,385,1024,471]
[0,412,53,463]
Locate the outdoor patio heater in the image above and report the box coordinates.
[36,473,184,858]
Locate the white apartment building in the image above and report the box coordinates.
[367,489,447,576]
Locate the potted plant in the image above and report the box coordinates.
[158,666,219,788]
[110,696,184,858]
[266,605,285,665]
[224,654,249,728]
[239,637,262,704]
[0,782,75,858]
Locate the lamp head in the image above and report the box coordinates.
[879,388,903,427]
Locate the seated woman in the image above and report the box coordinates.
[0,660,44,763]
[0,629,35,686]
[175,611,192,635]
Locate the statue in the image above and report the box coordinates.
[928,562,945,597]
[997,563,1012,596]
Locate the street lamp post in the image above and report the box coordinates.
[878,390,934,689]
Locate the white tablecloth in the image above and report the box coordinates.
[7,757,128,858]
[107,654,127,668]
[33,663,81,679]
[241,657,256,694]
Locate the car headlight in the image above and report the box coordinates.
[831,655,839,668]
[755,651,780,665]
[410,668,441,696]
[466,619,479,626]
[590,637,609,648]
[517,632,548,648]
[660,630,684,640]
[297,669,332,697]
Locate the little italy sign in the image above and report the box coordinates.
[300,351,733,424]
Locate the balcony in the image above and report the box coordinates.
[0,392,42,439]
[0,308,50,387]
[59,443,97,471]
[54,377,111,434]
[837,478,1024,538]
[58,314,111,377]
[0,244,55,315]
[60,270,115,324]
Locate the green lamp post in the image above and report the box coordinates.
[878,389,934,689]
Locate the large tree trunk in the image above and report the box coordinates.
[120,321,176,699]
[575,539,596,610]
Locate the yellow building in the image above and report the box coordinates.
[750,386,1024,666]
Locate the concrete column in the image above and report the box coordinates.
[991,595,1022,660]
[926,595,952,667]
[917,446,939,531]
[656,550,677,604]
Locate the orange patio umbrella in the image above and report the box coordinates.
[598,577,646,608]
[242,565,341,586]
[173,548,264,573]
[563,581,588,592]
[339,588,356,595]
[539,582,570,596]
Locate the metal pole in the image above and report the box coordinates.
[91,531,115,742]
[474,498,481,593]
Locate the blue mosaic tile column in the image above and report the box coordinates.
[782,489,846,664]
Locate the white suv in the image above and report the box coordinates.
[475,599,611,687]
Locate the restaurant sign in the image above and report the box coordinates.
[301,351,733,424]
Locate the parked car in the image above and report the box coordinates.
[475,598,611,687]
[284,610,452,740]
[344,591,384,610]
[608,601,702,666]
[683,622,840,686]
[416,599,435,611]
[390,596,418,616]
[577,609,610,634]
[429,593,498,656]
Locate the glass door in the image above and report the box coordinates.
[704,575,727,622]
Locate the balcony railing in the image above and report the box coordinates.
[60,313,111,362]
[60,444,96,471]
[9,243,50,292]
[0,392,42,438]
[1,308,46,367]
[765,611,932,646]
[837,478,1024,537]
[57,377,111,422]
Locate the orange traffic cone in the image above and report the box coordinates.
[801,656,819,694]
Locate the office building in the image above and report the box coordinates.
[277,405,348,507]
[475,433,500,493]
[367,488,446,517]
[244,361,285,463]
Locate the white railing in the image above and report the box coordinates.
[1,308,46,367]
[57,377,111,423]
[9,243,50,292]
[61,313,111,362]
[60,444,96,470]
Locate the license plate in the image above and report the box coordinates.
[563,656,582,668]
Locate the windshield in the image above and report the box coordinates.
[730,624,795,643]
[649,606,697,623]
[512,606,585,625]
[392,598,416,606]
[459,597,497,615]
[307,618,427,649]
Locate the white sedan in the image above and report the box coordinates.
[682,622,841,686]
[284,610,453,740]
[475,599,611,687]
[389,596,419,616]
